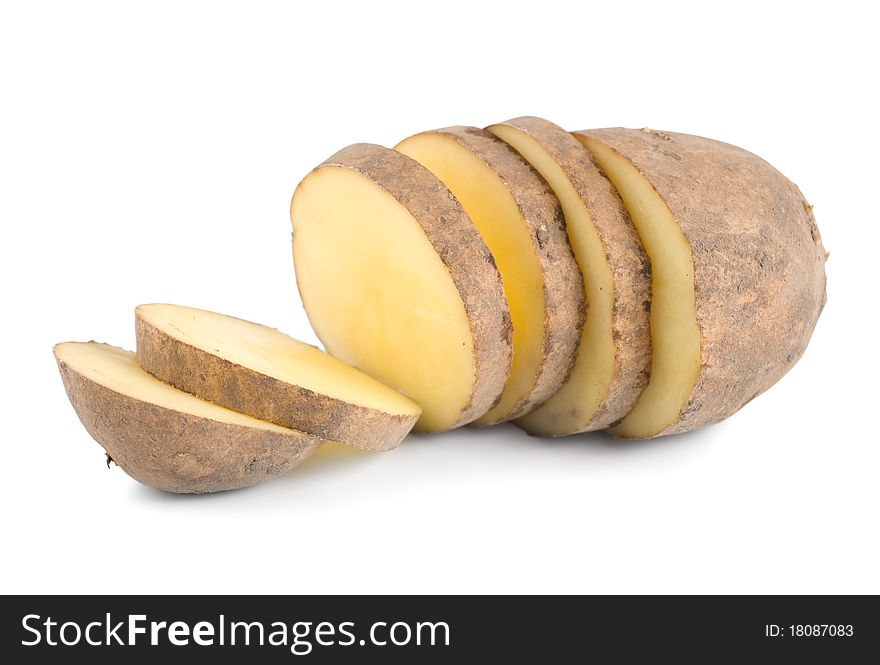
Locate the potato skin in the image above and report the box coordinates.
[295,144,513,430]
[135,309,417,452]
[492,117,652,432]
[576,128,828,437]
[405,126,585,423]
[56,354,322,493]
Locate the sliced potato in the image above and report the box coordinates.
[395,126,584,424]
[136,303,420,451]
[290,144,512,432]
[575,128,827,438]
[488,117,651,435]
[54,342,322,493]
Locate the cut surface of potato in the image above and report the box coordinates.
[136,303,420,451]
[54,342,322,493]
[575,133,698,438]
[395,127,583,424]
[488,117,650,435]
[291,144,512,432]
[575,128,827,438]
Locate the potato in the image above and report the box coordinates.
[54,342,322,493]
[575,128,828,438]
[487,117,651,435]
[395,126,584,424]
[290,144,512,432]
[135,303,421,451]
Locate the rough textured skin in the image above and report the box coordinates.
[576,128,828,437]
[295,144,513,430]
[135,309,417,452]
[492,117,652,432]
[55,354,322,493]
[403,126,585,422]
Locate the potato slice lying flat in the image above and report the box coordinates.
[54,342,322,493]
[575,128,827,438]
[135,303,421,451]
[291,144,512,432]
[395,127,584,424]
[488,117,651,435]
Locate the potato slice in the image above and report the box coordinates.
[575,128,827,438]
[291,144,512,432]
[395,127,584,424]
[135,303,421,451]
[487,117,651,435]
[54,342,322,493]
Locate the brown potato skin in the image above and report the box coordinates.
[294,144,513,431]
[56,353,321,493]
[491,117,652,432]
[135,308,417,452]
[400,126,585,423]
[576,128,828,437]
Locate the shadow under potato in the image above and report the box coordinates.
[125,420,722,505]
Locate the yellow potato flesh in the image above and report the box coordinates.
[137,304,420,417]
[395,132,545,424]
[488,124,615,434]
[291,166,476,432]
[577,135,701,438]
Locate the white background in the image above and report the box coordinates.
[1,0,878,594]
